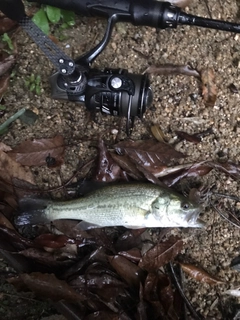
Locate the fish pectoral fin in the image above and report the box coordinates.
[76,220,101,230]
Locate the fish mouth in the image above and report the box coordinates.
[185,209,204,227]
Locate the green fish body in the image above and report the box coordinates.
[16,183,203,229]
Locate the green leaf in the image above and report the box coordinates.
[35,75,41,85]
[46,5,61,24]
[60,10,75,26]
[0,105,6,111]
[30,83,35,92]
[35,86,41,95]
[32,8,50,35]
[2,33,13,50]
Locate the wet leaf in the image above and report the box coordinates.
[139,237,183,272]
[144,272,177,318]
[0,16,17,34]
[175,131,201,144]
[108,255,145,288]
[115,139,185,175]
[162,162,213,187]
[0,212,15,229]
[118,248,142,262]
[114,229,146,252]
[8,272,86,303]
[18,248,76,267]
[0,225,34,250]
[145,64,199,77]
[0,55,15,77]
[33,233,74,248]
[94,139,127,182]
[180,263,224,284]
[201,68,217,107]
[7,135,65,166]
[110,152,144,180]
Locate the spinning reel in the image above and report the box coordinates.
[2,0,240,134]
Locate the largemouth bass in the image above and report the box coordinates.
[15,183,204,229]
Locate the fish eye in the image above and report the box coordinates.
[181,202,190,210]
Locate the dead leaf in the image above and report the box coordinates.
[180,263,224,285]
[139,237,183,272]
[114,139,185,176]
[175,131,201,144]
[8,272,86,303]
[145,64,200,78]
[108,255,145,288]
[7,135,65,166]
[94,139,127,182]
[110,152,144,180]
[150,125,167,142]
[201,68,217,107]
[0,55,15,77]
[0,73,10,96]
[18,248,76,267]
[0,142,12,151]
[0,150,35,194]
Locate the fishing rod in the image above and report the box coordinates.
[1,0,240,134]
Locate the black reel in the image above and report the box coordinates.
[51,67,152,134]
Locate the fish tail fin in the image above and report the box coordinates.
[15,197,52,226]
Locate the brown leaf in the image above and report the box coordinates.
[139,237,183,272]
[118,248,142,263]
[175,131,201,144]
[0,55,15,77]
[8,272,86,303]
[0,16,17,34]
[0,150,35,194]
[201,68,217,107]
[0,212,15,229]
[18,248,76,267]
[7,135,65,166]
[145,64,200,77]
[110,152,144,180]
[180,263,224,285]
[150,125,167,142]
[161,162,213,187]
[33,233,74,248]
[0,225,34,250]
[108,255,145,288]
[94,139,127,182]
[0,142,12,151]
[115,139,185,175]
[0,73,10,96]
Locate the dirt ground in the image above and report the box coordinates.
[1,0,240,319]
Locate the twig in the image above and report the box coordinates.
[210,202,240,228]
[167,262,204,320]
